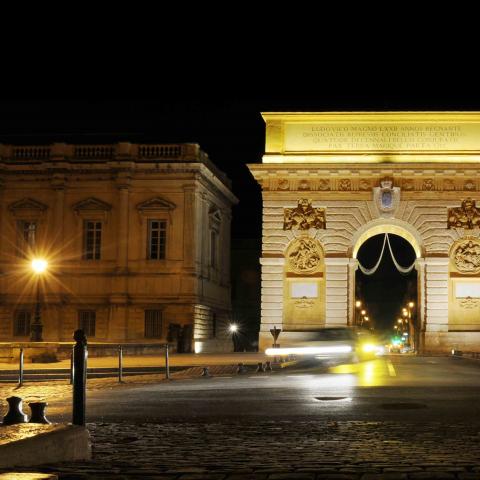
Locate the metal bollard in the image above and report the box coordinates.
[237,362,247,374]
[118,345,124,383]
[256,362,265,373]
[165,343,170,380]
[29,402,50,424]
[201,367,210,377]
[2,396,28,425]
[265,361,273,372]
[72,329,88,426]
[69,347,74,385]
[18,348,24,387]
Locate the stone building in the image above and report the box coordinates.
[0,142,237,352]
[249,112,480,354]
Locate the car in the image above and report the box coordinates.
[265,327,375,365]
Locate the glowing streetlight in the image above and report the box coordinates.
[408,301,414,308]
[397,318,402,324]
[229,324,238,333]
[30,258,48,342]
[361,310,366,316]
[355,300,362,308]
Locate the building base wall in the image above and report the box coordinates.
[424,331,480,354]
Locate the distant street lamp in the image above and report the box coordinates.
[30,258,48,342]
[229,324,238,333]
[355,300,362,326]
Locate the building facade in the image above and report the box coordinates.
[0,142,237,352]
[249,112,480,354]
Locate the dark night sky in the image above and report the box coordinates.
[2,71,480,332]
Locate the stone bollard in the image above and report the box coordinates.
[237,362,247,374]
[2,396,28,425]
[256,362,265,373]
[29,402,51,424]
[201,367,210,377]
[265,361,273,372]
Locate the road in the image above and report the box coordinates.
[8,355,480,479]
[46,355,480,423]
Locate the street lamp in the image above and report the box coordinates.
[30,258,48,342]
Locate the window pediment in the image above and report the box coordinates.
[136,197,176,212]
[8,198,48,215]
[72,197,112,213]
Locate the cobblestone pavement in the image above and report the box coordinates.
[4,419,480,479]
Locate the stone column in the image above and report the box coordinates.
[116,184,130,272]
[258,257,284,351]
[324,258,349,326]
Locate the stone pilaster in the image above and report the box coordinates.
[259,257,284,350]
[324,258,349,326]
[424,257,449,332]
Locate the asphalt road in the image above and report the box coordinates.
[47,355,480,424]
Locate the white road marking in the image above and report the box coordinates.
[387,361,396,377]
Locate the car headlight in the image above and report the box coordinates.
[361,343,376,353]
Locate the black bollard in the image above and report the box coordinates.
[256,362,265,373]
[201,367,210,377]
[72,329,88,426]
[29,402,51,424]
[237,362,247,374]
[265,361,273,372]
[2,396,28,425]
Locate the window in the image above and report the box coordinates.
[13,310,31,337]
[83,221,102,260]
[17,221,37,257]
[78,310,96,337]
[145,309,163,338]
[210,230,218,268]
[147,220,166,260]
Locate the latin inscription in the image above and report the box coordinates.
[285,123,477,152]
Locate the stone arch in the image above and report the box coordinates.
[350,218,424,259]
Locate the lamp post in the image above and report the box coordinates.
[355,300,362,326]
[407,301,415,352]
[30,258,48,342]
[229,324,239,352]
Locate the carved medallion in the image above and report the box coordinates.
[284,199,326,230]
[447,198,480,229]
[278,179,289,190]
[318,179,330,191]
[452,238,480,273]
[339,179,351,191]
[402,179,414,191]
[373,179,400,215]
[298,179,310,191]
[444,179,455,191]
[465,180,476,191]
[286,237,322,274]
[422,179,434,191]
[359,179,371,191]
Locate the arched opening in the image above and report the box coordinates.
[354,233,419,353]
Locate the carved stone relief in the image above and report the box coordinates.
[373,179,400,215]
[447,198,480,229]
[318,179,330,191]
[452,238,480,273]
[465,180,476,191]
[359,179,371,191]
[284,199,326,230]
[459,297,480,309]
[298,179,310,190]
[402,179,414,191]
[444,179,455,191]
[278,179,289,190]
[339,179,351,191]
[423,179,434,191]
[286,237,323,274]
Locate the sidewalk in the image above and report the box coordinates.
[0,352,268,371]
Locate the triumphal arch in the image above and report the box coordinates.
[248,112,480,353]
